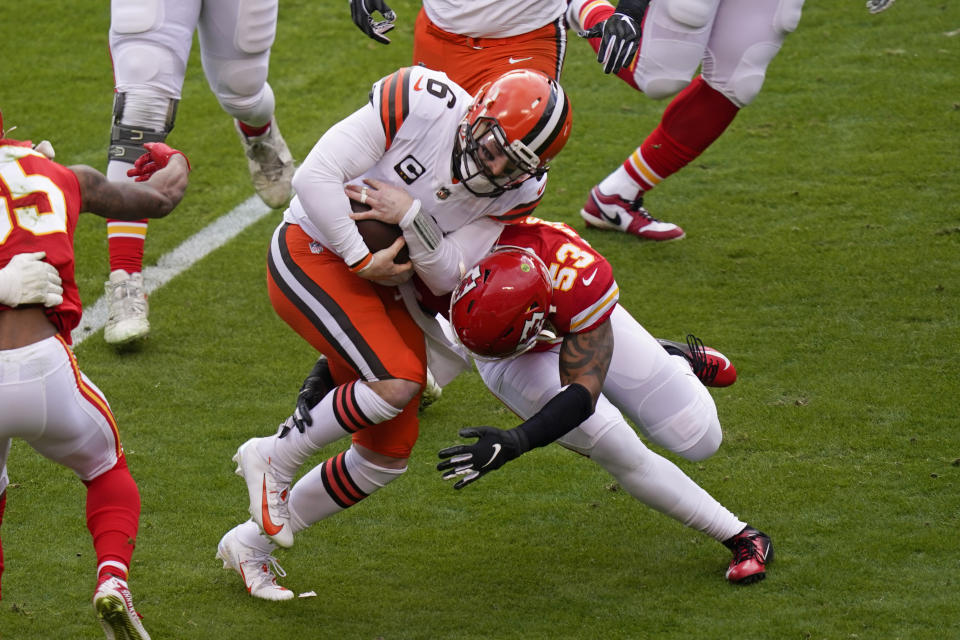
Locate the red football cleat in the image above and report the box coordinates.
[580,186,685,241]
[724,526,774,585]
[657,334,737,387]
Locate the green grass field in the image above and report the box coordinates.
[2,2,959,638]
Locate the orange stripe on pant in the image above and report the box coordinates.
[266,223,424,458]
[412,8,566,96]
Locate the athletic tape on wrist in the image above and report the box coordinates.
[400,199,441,252]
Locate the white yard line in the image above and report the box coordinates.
[72,196,272,345]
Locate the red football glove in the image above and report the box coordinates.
[127,142,191,182]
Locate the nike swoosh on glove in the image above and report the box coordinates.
[436,426,528,489]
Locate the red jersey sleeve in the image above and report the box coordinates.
[497,217,619,343]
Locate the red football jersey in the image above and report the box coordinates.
[415,216,620,351]
[0,139,83,341]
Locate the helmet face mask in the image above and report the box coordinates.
[452,70,572,198]
[450,247,554,359]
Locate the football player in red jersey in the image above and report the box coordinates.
[432,216,772,584]
[0,116,189,639]
[217,67,572,600]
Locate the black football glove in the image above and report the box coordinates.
[349,0,397,45]
[595,0,650,74]
[436,426,529,490]
[278,356,335,438]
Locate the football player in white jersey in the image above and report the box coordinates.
[103,0,295,345]
[433,217,772,584]
[216,67,573,600]
[567,0,805,241]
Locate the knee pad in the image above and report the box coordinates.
[775,0,805,34]
[208,59,273,123]
[641,76,696,100]
[234,0,279,54]
[110,0,163,34]
[642,393,722,461]
[664,0,716,29]
[719,42,782,107]
[108,92,178,165]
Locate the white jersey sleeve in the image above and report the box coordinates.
[287,103,386,269]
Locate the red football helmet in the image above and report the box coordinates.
[450,247,554,359]
[453,70,573,197]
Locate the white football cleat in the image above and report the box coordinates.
[233,437,294,548]
[104,270,149,345]
[217,525,294,601]
[93,575,151,640]
[235,118,295,209]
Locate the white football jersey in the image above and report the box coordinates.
[286,65,547,292]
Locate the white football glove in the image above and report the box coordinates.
[0,252,64,308]
[866,0,895,13]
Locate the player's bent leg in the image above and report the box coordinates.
[217,520,294,601]
[602,306,723,460]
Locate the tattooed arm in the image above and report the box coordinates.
[437,319,613,489]
[70,154,189,221]
[558,318,614,409]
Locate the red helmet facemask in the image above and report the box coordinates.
[450,247,554,359]
[452,70,572,197]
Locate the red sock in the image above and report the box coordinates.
[238,120,270,138]
[636,76,740,180]
[107,220,148,274]
[0,490,6,600]
[85,457,141,581]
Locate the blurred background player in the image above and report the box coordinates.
[349,0,569,96]
[567,0,805,241]
[216,67,572,600]
[104,0,295,344]
[0,112,189,638]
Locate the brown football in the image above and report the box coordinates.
[351,201,409,264]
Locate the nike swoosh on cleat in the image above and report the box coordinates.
[581,269,598,286]
[508,56,533,64]
[260,476,283,536]
[706,348,732,371]
[482,443,502,468]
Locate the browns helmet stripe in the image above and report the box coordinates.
[521,82,569,160]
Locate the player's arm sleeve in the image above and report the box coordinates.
[292,103,386,268]
[399,214,504,296]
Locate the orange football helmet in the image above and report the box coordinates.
[453,70,573,197]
